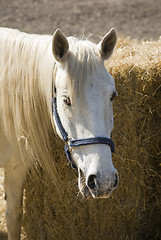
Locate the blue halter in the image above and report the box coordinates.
[52,94,115,170]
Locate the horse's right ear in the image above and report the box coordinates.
[52,29,69,62]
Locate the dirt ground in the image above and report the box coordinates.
[0,0,161,239]
[0,0,161,40]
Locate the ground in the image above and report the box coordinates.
[0,0,161,40]
[0,0,161,238]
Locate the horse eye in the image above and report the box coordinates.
[63,97,71,106]
[110,91,117,101]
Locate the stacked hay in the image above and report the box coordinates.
[23,37,161,240]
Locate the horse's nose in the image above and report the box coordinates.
[87,172,119,193]
[87,174,97,190]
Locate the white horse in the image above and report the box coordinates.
[0,27,118,240]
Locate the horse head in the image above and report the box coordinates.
[52,28,118,199]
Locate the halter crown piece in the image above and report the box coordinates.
[52,86,115,171]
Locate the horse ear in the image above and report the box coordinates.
[52,29,69,62]
[98,28,117,60]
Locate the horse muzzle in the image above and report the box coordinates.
[79,170,119,199]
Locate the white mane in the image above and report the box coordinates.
[0,28,56,175]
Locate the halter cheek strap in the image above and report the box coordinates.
[52,97,78,169]
[52,97,68,142]
[52,96,115,171]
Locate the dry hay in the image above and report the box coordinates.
[23,37,161,240]
[0,169,7,240]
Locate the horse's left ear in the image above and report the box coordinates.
[98,28,117,60]
[52,29,69,62]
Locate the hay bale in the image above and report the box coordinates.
[23,37,161,240]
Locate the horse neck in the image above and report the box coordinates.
[23,34,55,120]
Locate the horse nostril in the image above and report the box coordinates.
[87,174,97,190]
[114,173,119,188]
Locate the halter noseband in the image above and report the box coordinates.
[52,87,115,171]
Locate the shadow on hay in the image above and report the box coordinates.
[0,231,8,240]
